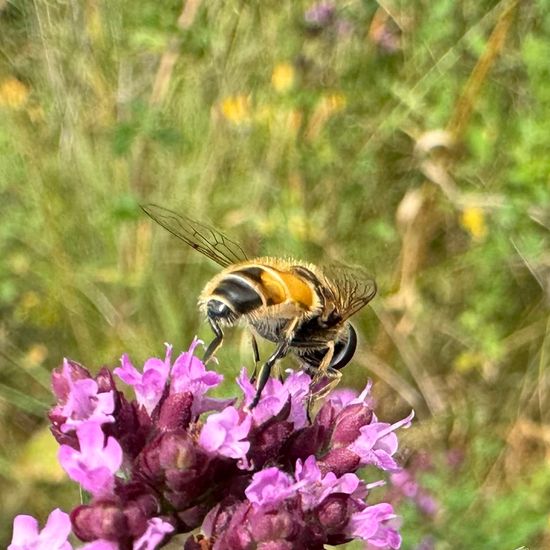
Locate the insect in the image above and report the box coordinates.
[141,204,376,409]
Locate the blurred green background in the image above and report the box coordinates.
[1,0,549,548]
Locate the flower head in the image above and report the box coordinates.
[13,339,413,549]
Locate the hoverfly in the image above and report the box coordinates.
[141,204,376,408]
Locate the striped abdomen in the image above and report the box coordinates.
[200,262,323,324]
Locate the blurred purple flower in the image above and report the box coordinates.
[390,470,418,498]
[304,2,335,28]
[9,508,72,550]
[199,405,252,462]
[390,462,439,518]
[58,421,122,497]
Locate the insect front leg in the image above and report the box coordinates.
[249,318,300,409]
[250,332,261,383]
[203,317,224,363]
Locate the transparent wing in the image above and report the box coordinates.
[141,204,249,268]
[323,263,377,320]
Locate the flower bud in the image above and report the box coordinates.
[157,391,193,431]
[71,501,127,542]
[248,421,294,468]
[316,494,351,533]
[108,395,151,459]
[331,403,373,447]
[284,423,330,464]
[318,447,361,477]
[95,367,117,393]
[250,507,296,542]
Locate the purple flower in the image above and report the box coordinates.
[115,340,229,418]
[9,509,72,550]
[390,470,418,498]
[80,542,118,550]
[349,411,414,471]
[304,2,335,28]
[328,387,360,408]
[133,517,175,550]
[199,406,252,461]
[51,359,115,432]
[237,368,309,428]
[245,467,297,509]
[114,344,172,415]
[170,338,230,416]
[294,455,365,511]
[390,468,439,518]
[347,503,402,548]
[58,421,123,497]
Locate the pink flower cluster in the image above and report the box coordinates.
[9,339,413,550]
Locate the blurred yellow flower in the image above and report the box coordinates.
[26,343,49,367]
[0,77,29,109]
[20,290,41,311]
[320,92,347,114]
[8,253,30,274]
[460,207,487,241]
[220,95,251,124]
[271,62,295,93]
[454,351,483,373]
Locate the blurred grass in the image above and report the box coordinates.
[1,0,549,547]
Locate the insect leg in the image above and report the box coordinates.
[250,333,261,383]
[307,342,336,417]
[203,317,224,363]
[249,318,299,409]
[310,341,335,384]
[310,367,342,402]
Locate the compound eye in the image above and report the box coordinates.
[207,299,231,319]
[329,324,357,371]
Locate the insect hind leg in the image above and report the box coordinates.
[307,367,342,419]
